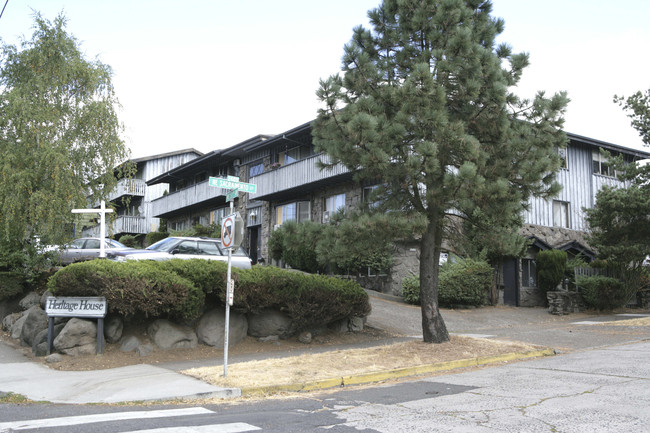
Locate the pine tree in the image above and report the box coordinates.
[313,0,568,343]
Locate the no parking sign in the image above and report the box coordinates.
[221,212,244,250]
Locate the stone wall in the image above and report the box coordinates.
[547,291,586,315]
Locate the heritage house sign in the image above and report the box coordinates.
[45,296,107,354]
[45,297,107,318]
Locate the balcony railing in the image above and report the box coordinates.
[251,154,351,198]
[150,180,227,217]
[108,179,146,202]
[81,216,147,237]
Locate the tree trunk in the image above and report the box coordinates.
[419,214,450,343]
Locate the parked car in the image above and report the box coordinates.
[106,236,253,269]
[54,238,133,265]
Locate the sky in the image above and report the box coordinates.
[1,0,649,159]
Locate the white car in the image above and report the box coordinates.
[107,236,253,269]
[55,238,132,264]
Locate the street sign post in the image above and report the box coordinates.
[209,176,256,377]
[72,200,113,258]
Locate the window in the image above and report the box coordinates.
[209,207,229,226]
[362,186,380,209]
[522,258,537,288]
[553,200,570,228]
[277,145,309,166]
[249,162,264,178]
[592,150,613,176]
[324,194,346,222]
[557,147,568,169]
[275,201,310,226]
[197,241,222,256]
[247,207,262,226]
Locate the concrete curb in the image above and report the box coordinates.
[240,348,555,396]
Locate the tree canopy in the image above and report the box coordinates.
[0,13,130,274]
[313,0,568,342]
[615,89,650,147]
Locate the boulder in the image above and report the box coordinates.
[147,319,197,350]
[329,316,366,333]
[2,312,22,332]
[196,309,247,347]
[39,290,53,309]
[136,343,154,357]
[120,335,141,352]
[0,296,22,325]
[247,309,293,338]
[54,318,97,356]
[10,312,28,339]
[32,323,65,357]
[104,315,123,343]
[19,292,41,311]
[298,331,312,344]
[20,306,48,347]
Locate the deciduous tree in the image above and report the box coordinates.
[313,0,568,342]
[0,13,130,276]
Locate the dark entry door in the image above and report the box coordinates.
[503,258,519,306]
[248,226,259,264]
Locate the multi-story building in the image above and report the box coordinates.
[81,149,202,238]
[146,121,650,305]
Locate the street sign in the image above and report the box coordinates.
[209,176,256,194]
[226,189,239,202]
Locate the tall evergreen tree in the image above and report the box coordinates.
[313,0,568,343]
[0,13,130,275]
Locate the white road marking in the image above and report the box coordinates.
[0,407,213,431]
[122,423,262,433]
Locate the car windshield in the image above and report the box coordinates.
[145,237,181,252]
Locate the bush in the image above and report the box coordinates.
[537,250,568,295]
[0,271,25,301]
[577,275,626,310]
[145,231,169,247]
[400,258,491,307]
[268,221,324,273]
[47,260,204,321]
[402,274,420,305]
[118,235,138,248]
[46,260,371,332]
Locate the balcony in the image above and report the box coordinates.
[108,179,146,202]
[150,180,227,217]
[250,154,352,200]
[81,216,147,237]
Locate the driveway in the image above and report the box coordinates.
[366,291,650,351]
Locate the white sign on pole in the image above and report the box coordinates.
[72,200,113,258]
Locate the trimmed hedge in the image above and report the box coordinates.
[47,260,204,321]
[577,275,626,311]
[46,259,371,331]
[401,258,492,307]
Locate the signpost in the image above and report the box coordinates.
[45,296,107,354]
[210,176,256,377]
[72,200,113,258]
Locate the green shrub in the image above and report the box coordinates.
[47,260,204,320]
[537,250,568,295]
[46,260,371,332]
[118,235,138,248]
[0,272,25,301]
[400,258,491,307]
[145,231,168,247]
[401,274,420,305]
[577,275,626,310]
[268,221,324,273]
[438,258,491,307]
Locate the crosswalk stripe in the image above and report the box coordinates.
[0,407,213,431]
[121,423,262,433]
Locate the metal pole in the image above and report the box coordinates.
[224,198,234,377]
[99,201,106,258]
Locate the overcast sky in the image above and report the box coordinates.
[2,0,649,158]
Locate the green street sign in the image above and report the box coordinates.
[226,189,239,202]
[209,176,257,194]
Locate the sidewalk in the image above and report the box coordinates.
[1,292,648,404]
